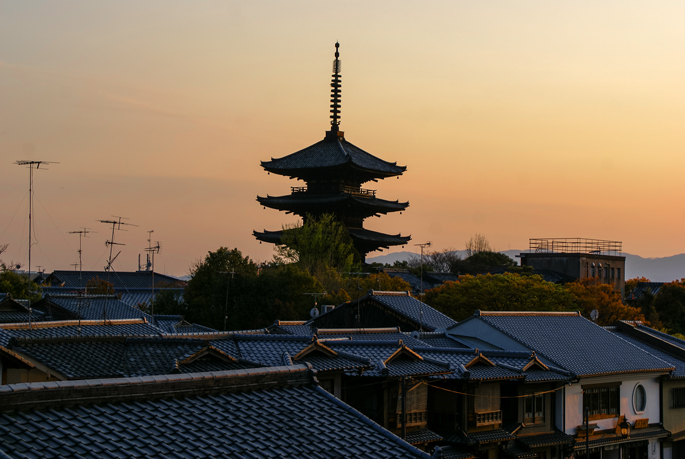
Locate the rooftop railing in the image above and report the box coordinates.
[529,238,622,256]
[291,186,376,197]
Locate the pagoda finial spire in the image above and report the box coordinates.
[329,42,342,134]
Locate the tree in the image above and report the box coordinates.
[652,282,685,335]
[456,251,517,275]
[564,278,644,326]
[86,277,115,295]
[183,247,259,330]
[408,248,462,273]
[0,268,41,302]
[276,214,358,275]
[424,273,576,321]
[465,233,491,257]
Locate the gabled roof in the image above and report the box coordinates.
[626,282,665,301]
[153,314,216,334]
[0,365,432,459]
[45,270,186,289]
[368,291,457,331]
[452,311,674,377]
[0,296,46,324]
[261,136,406,181]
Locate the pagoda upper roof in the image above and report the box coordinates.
[261,134,406,180]
[257,192,408,216]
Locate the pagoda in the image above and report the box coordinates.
[254,43,411,261]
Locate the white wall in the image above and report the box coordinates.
[564,374,661,435]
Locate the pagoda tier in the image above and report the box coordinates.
[257,189,409,223]
[253,228,411,258]
[260,133,406,185]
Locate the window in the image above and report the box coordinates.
[524,394,545,424]
[591,266,596,277]
[633,384,646,413]
[583,385,619,420]
[672,387,685,409]
[611,268,615,279]
[617,268,621,280]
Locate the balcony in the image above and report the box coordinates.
[475,410,502,427]
[291,186,376,197]
[397,410,427,428]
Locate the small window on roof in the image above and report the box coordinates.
[633,383,646,413]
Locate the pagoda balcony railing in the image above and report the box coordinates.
[291,186,376,198]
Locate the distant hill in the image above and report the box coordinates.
[367,251,685,282]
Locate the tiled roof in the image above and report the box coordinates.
[0,365,431,459]
[410,331,470,349]
[406,428,443,445]
[258,192,408,214]
[368,291,457,331]
[466,311,674,377]
[40,295,153,321]
[153,315,216,334]
[436,445,477,459]
[46,270,186,289]
[516,430,575,448]
[268,320,314,335]
[608,326,685,379]
[446,429,516,446]
[626,282,665,301]
[385,270,459,294]
[317,328,428,347]
[504,445,537,459]
[234,335,371,373]
[261,136,406,178]
[636,324,685,350]
[0,310,45,324]
[0,319,162,340]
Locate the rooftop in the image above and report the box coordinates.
[0,365,432,459]
[525,238,622,256]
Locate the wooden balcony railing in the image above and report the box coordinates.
[397,410,427,428]
[475,410,502,427]
[291,186,376,197]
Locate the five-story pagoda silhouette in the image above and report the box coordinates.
[254,43,411,261]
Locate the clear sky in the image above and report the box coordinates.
[1,1,684,276]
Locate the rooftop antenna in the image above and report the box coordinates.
[69,228,96,286]
[98,216,137,283]
[144,230,161,323]
[328,42,343,136]
[415,241,432,295]
[14,159,59,330]
[304,292,327,319]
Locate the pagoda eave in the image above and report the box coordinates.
[256,193,409,217]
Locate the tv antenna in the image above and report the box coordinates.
[69,227,96,289]
[415,241,432,295]
[14,159,59,329]
[98,216,137,282]
[144,230,161,321]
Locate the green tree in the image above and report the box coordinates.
[276,214,358,275]
[183,247,259,330]
[424,273,576,321]
[85,277,115,295]
[0,268,41,302]
[652,282,685,335]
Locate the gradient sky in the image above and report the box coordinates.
[1,1,684,276]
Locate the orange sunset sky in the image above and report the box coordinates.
[1,1,684,276]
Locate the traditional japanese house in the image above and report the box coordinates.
[447,311,674,459]
[607,321,685,459]
[253,43,411,261]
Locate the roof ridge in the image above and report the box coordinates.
[0,365,316,412]
[0,318,148,330]
[475,310,581,317]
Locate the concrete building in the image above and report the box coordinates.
[519,238,626,297]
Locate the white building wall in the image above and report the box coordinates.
[564,374,661,435]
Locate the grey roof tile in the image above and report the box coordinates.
[467,312,674,377]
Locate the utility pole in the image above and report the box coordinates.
[415,241,432,295]
[14,160,58,330]
[144,230,161,323]
[219,269,235,330]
